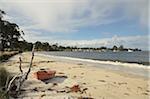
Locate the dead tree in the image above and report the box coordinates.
[6,45,35,97]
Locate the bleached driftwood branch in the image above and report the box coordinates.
[6,73,20,92]
[6,45,35,97]
[25,45,35,79]
[19,57,23,73]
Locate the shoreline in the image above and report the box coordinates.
[1,52,150,99]
[37,51,149,66]
[35,53,150,78]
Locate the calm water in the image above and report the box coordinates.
[40,51,149,65]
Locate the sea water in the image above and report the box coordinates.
[39,51,149,65]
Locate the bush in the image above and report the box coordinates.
[0,91,9,99]
[0,67,9,87]
[0,67,10,99]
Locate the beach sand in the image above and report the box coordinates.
[1,52,150,99]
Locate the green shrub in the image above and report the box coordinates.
[0,67,9,88]
[0,91,9,99]
[0,67,10,99]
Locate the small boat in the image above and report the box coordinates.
[34,69,56,80]
[113,50,118,52]
[128,49,133,52]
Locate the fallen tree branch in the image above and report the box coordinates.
[5,75,10,89]
[19,57,23,73]
[6,73,20,92]
[5,45,35,97]
[25,45,35,79]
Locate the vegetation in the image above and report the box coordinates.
[0,67,10,88]
[0,10,25,51]
[0,51,19,62]
[0,67,10,99]
[33,42,141,52]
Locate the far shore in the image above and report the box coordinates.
[1,52,150,99]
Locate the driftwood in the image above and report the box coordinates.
[19,57,23,73]
[5,45,35,97]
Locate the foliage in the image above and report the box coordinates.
[0,67,9,87]
[0,67,10,99]
[0,10,24,51]
[112,45,118,51]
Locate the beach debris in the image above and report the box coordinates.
[81,73,84,75]
[73,75,77,78]
[118,82,127,85]
[146,89,150,92]
[47,88,55,91]
[48,60,55,63]
[124,93,130,96]
[56,89,66,93]
[82,88,88,92]
[53,83,58,86]
[40,94,46,98]
[77,63,83,66]
[80,88,88,94]
[5,45,35,97]
[33,69,56,80]
[78,96,94,99]
[137,86,142,90]
[113,82,116,84]
[33,64,37,66]
[98,80,106,82]
[70,84,81,92]
[32,87,39,92]
[56,75,68,78]
[142,92,149,95]
[58,72,65,74]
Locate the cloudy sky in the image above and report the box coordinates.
[0,0,149,50]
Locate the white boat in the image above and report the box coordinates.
[113,50,119,52]
[128,49,133,52]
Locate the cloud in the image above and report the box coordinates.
[0,0,148,50]
[0,0,148,33]
[121,0,149,27]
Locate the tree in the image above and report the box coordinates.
[18,41,33,51]
[35,41,42,51]
[0,10,24,51]
[118,45,124,51]
[112,45,118,51]
[42,42,49,51]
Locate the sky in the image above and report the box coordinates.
[0,0,149,50]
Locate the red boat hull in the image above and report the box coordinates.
[34,70,56,80]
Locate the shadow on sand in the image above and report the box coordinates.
[41,75,68,84]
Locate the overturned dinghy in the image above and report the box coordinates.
[34,69,56,80]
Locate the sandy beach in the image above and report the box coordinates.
[1,52,150,99]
